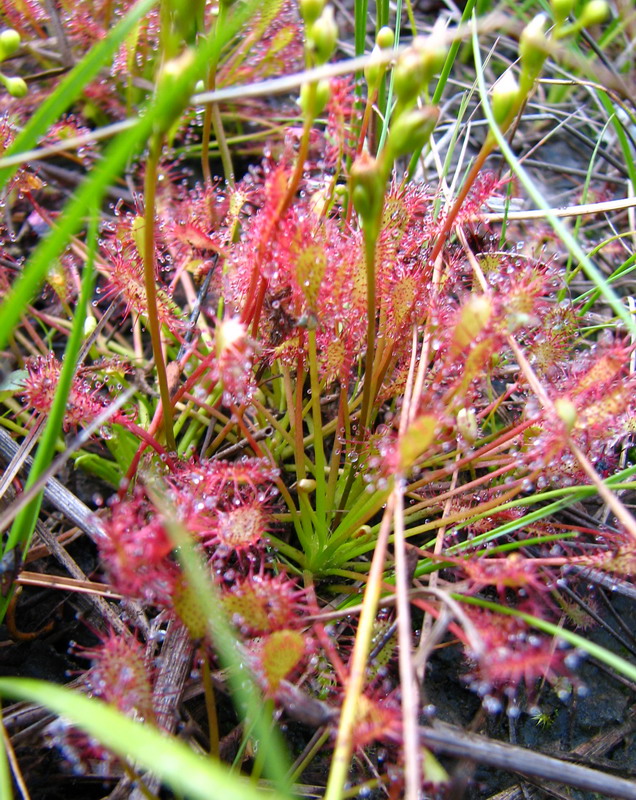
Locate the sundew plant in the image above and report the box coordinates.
[0,0,635,798]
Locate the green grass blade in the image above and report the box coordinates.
[0,704,12,800]
[0,678,287,800]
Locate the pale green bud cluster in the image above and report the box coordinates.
[491,69,520,128]
[519,13,549,96]
[0,29,20,62]
[305,5,338,65]
[393,29,447,109]
[0,29,27,98]
[298,79,331,117]
[298,3,338,129]
[364,27,394,91]
[551,0,609,34]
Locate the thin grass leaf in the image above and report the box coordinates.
[0,678,287,800]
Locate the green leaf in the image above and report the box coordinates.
[0,678,287,800]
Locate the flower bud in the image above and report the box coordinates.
[350,151,382,223]
[491,69,519,128]
[154,48,196,133]
[554,397,577,432]
[393,49,425,106]
[551,0,575,25]
[376,26,394,49]
[300,0,325,25]
[4,75,27,98]
[451,294,492,353]
[364,44,385,91]
[309,6,337,64]
[298,478,317,493]
[578,0,609,27]
[519,14,549,93]
[413,31,447,82]
[299,78,331,116]
[0,29,20,62]
[386,106,439,161]
[457,408,478,444]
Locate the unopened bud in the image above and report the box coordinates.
[393,49,425,106]
[300,0,325,25]
[457,408,478,443]
[451,295,492,353]
[376,26,394,49]
[4,75,27,98]
[154,48,196,133]
[83,315,97,338]
[386,106,439,161]
[0,29,20,61]
[519,14,549,92]
[554,397,577,432]
[309,6,337,64]
[350,151,381,222]
[299,79,331,116]
[298,478,317,492]
[364,44,385,91]
[551,0,575,25]
[579,0,609,27]
[491,69,519,128]
[413,31,447,81]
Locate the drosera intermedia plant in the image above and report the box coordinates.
[0,0,636,798]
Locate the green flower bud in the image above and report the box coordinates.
[554,397,577,432]
[491,69,519,128]
[413,30,447,82]
[300,0,325,25]
[2,74,27,98]
[519,14,549,94]
[457,408,478,444]
[364,44,384,91]
[551,0,575,25]
[376,26,394,49]
[0,29,20,62]
[579,0,609,27]
[393,50,425,106]
[350,151,382,223]
[299,79,331,117]
[386,106,439,161]
[154,48,196,134]
[309,6,337,64]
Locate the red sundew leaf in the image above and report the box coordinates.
[173,222,226,255]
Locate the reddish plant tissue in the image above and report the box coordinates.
[1,0,634,789]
